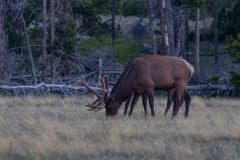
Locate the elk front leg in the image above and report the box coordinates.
[128,93,140,116]
[164,89,174,116]
[123,94,133,116]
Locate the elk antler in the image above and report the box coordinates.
[103,76,110,99]
[78,75,107,111]
[103,76,109,90]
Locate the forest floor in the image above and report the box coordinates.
[0,96,239,160]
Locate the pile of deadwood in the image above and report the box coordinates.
[0,58,235,97]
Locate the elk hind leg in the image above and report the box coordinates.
[142,93,148,116]
[146,89,155,117]
[184,90,191,118]
[172,87,184,117]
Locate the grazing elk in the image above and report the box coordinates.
[80,55,194,117]
[119,56,192,117]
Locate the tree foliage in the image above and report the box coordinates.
[231,71,240,95]
[173,0,206,7]
[219,1,240,38]
[72,0,111,36]
[226,34,240,63]
[122,0,148,16]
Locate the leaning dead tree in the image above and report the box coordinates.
[21,15,37,84]
[6,0,37,84]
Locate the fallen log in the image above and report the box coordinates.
[187,84,233,91]
[187,84,234,97]
[0,83,108,91]
[0,83,234,97]
[0,83,108,96]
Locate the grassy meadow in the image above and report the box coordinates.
[0,96,239,160]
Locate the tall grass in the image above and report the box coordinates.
[0,96,239,159]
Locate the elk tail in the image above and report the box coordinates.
[180,58,194,79]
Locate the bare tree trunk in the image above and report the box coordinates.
[42,0,47,81]
[180,21,187,58]
[166,0,175,56]
[175,10,187,58]
[160,0,175,56]
[0,0,7,80]
[181,12,187,59]
[60,0,71,80]
[213,9,219,64]
[175,10,183,57]
[96,58,102,85]
[147,0,157,54]
[21,15,37,84]
[50,0,56,82]
[160,0,169,55]
[185,17,190,61]
[194,8,200,82]
[111,0,116,62]
[60,57,70,81]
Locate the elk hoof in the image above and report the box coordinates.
[171,116,175,120]
[171,113,176,119]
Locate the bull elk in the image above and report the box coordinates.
[80,55,194,117]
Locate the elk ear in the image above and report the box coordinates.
[104,92,110,102]
[104,94,114,103]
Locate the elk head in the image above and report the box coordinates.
[78,75,121,116]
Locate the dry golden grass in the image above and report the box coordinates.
[0,96,239,159]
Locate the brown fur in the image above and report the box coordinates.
[105,55,193,117]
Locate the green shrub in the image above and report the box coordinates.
[208,76,219,84]
[78,36,111,53]
[230,72,240,94]
[122,0,147,16]
[79,36,141,63]
[226,34,240,63]
[72,1,111,37]
[116,38,141,63]
[219,1,240,39]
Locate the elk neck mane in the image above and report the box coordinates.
[111,59,137,95]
